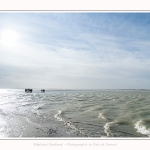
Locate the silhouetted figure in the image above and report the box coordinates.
[41,89,45,93]
[25,88,33,93]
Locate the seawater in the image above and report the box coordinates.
[0,89,150,138]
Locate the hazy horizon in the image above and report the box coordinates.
[0,12,150,89]
[1,87,150,90]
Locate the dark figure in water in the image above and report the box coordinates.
[25,88,33,93]
[41,89,45,93]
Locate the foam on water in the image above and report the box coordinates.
[134,120,150,137]
[104,121,115,137]
[98,113,107,120]
[54,110,86,136]
[54,110,63,122]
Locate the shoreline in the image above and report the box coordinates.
[0,113,84,138]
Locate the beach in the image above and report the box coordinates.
[0,89,84,137]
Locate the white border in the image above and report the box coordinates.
[0,1,150,149]
[0,0,150,11]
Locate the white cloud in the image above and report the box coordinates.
[0,13,150,89]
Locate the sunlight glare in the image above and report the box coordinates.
[1,29,20,47]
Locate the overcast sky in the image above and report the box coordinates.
[0,12,150,89]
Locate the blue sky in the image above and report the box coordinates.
[0,12,150,89]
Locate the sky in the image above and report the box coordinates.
[0,12,150,89]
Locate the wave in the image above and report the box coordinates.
[102,98,113,101]
[32,104,46,110]
[104,120,131,137]
[54,110,64,122]
[104,121,115,137]
[134,120,150,137]
[54,110,86,136]
[98,113,107,120]
[55,110,78,130]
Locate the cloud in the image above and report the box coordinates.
[0,13,150,89]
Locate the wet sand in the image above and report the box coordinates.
[0,113,83,138]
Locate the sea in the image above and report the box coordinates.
[0,89,150,138]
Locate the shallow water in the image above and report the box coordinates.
[0,89,150,138]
